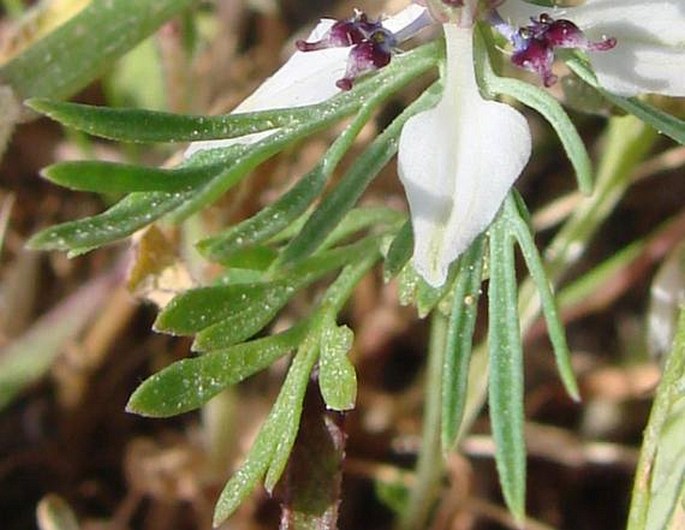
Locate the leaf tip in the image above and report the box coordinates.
[25,97,52,116]
[25,229,60,252]
[567,384,581,403]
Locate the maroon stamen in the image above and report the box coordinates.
[297,10,397,91]
[504,12,616,87]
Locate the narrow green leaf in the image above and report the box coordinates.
[27,98,317,143]
[26,143,256,254]
[213,330,319,526]
[216,245,278,271]
[263,257,383,493]
[196,82,399,262]
[154,281,286,336]
[319,207,404,250]
[263,331,321,492]
[198,164,327,262]
[126,324,308,417]
[384,220,414,281]
[195,238,382,350]
[476,26,593,194]
[506,197,579,400]
[213,257,379,526]
[41,160,216,193]
[278,83,442,266]
[213,408,281,526]
[169,43,440,222]
[0,0,196,101]
[564,53,685,146]
[319,322,356,411]
[441,234,485,453]
[191,283,297,351]
[28,42,434,143]
[26,190,191,255]
[170,124,327,222]
[157,237,380,344]
[487,212,526,522]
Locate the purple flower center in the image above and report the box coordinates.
[494,12,617,87]
[296,10,396,91]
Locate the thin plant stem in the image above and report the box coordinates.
[399,311,449,530]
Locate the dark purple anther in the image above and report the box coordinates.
[512,36,557,87]
[296,11,386,52]
[336,31,394,90]
[495,11,617,87]
[297,10,398,91]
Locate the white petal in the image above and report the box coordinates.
[186,4,429,158]
[398,23,531,287]
[499,0,685,97]
[571,0,685,96]
[185,20,346,158]
[383,3,428,34]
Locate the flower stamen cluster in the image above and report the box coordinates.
[493,11,617,87]
[296,10,397,90]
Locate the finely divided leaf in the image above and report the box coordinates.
[127,325,307,417]
[278,83,442,266]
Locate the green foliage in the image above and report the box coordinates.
[276,82,441,267]
[318,320,356,411]
[440,234,485,453]
[0,0,196,101]
[487,206,527,522]
[22,9,685,530]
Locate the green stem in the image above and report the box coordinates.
[400,312,449,530]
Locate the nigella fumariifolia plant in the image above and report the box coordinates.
[26,0,685,527]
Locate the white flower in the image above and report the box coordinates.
[499,0,685,97]
[398,22,531,287]
[185,3,428,157]
[185,0,683,289]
